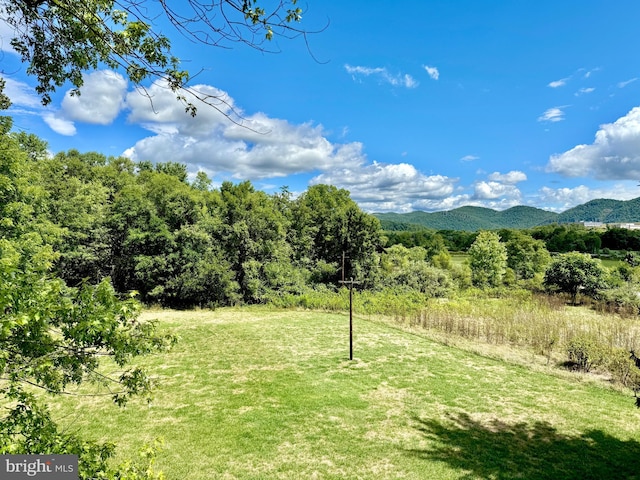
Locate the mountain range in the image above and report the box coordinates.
[374,197,640,231]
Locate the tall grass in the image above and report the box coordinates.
[275,287,640,387]
[271,286,428,317]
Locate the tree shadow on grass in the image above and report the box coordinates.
[407,413,640,480]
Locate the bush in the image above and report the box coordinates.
[607,348,640,388]
[267,285,428,317]
[391,263,454,297]
[597,286,640,316]
[565,334,609,372]
[309,260,338,284]
[451,263,472,289]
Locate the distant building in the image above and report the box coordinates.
[579,221,640,229]
[581,221,604,228]
[609,223,640,230]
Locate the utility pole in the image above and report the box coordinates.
[340,250,350,283]
[339,277,361,360]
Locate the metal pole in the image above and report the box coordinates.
[349,278,353,360]
[339,277,360,361]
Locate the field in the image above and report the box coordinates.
[450,252,625,270]
[49,308,640,479]
[449,252,468,267]
[599,257,625,269]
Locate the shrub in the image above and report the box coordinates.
[309,260,338,284]
[451,263,472,289]
[597,286,640,316]
[565,334,609,372]
[607,348,640,388]
[391,263,454,297]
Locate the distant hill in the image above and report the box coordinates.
[557,198,640,223]
[374,197,640,231]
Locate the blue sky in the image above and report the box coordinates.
[3,1,640,213]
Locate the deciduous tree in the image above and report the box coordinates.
[380,245,453,296]
[543,252,607,305]
[505,231,551,281]
[468,231,507,288]
[0,117,173,477]
[216,181,294,302]
[295,184,383,285]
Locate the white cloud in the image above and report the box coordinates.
[403,74,419,88]
[1,76,78,135]
[1,76,41,107]
[575,87,595,96]
[460,155,479,162]
[344,64,418,89]
[124,80,365,179]
[345,65,383,76]
[411,192,522,212]
[126,81,241,135]
[536,183,640,212]
[410,194,473,213]
[473,181,522,201]
[423,65,439,80]
[42,113,76,136]
[548,78,569,88]
[583,68,600,79]
[456,170,527,208]
[549,69,599,89]
[618,78,638,89]
[2,70,129,136]
[310,161,459,212]
[547,106,640,180]
[61,70,127,125]
[487,171,527,184]
[538,106,567,123]
[537,185,594,209]
[0,16,17,54]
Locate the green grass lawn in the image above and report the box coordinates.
[599,257,624,269]
[49,308,640,479]
[449,252,468,267]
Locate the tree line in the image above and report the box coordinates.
[385,223,640,256]
[6,130,386,308]
[7,127,640,311]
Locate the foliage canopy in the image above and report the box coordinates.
[0,119,174,478]
[468,231,507,288]
[544,252,608,305]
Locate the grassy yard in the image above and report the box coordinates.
[449,252,468,267]
[49,308,640,479]
[599,257,624,269]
